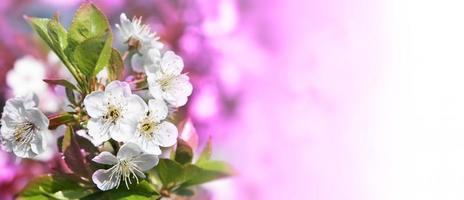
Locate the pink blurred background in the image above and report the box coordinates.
[3,0,464,199]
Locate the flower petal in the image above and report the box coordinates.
[0,120,14,139]
[147,74,163,99]
[13,144,34,158]
[148,99,168,121]
[110,119,135,142]
[92,169,119,191]
[144,48,161,74]
[93,151,118,165]
[125,95,148,120]
[24,108,49,130]
[164,74,193,107]
[133,154,159,171]
[161,51,184,76]
[130,53,145,73]
[105,81,132,98]
[154,122,178,147]
[4,98,26,118]
[30,133,45,154]
[117,142,142,160]
[87,119,111,146]
[83,91,106,118]
[133,138,162,155]
[21,93,39,109]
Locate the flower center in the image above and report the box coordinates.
[104,105,122,122]
[14,122,35,144]
[106,159,144,190]
[138,117,157,137]
[157,75,175,91]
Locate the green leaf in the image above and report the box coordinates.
[72,33,112,76]
[81,180,159,200]
[65,2,112,80]
[67,3,111,52]
[181,161,233,187]
[47,14,68,52]
[196,136,212,165]
[48,113,76,130]
[43,79,77,91]
[26,16,84,90]
[18,174,93,200]
[155,159,185,186]
[25,17,54,51]
[175,139,193,165]
[108,49,124,81]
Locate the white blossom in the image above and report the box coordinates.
[129,99,178,155]
[131,48,161,73]
[115,13,164,73]
[7,56,47,96]
[0,94,49,158]
[92,143,158,191]
[83,81,147,146]
[115,13,163,53]
[147,51,193,107]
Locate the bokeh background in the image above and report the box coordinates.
[2,0,464,199]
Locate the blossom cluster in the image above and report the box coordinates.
[0,10,192,191]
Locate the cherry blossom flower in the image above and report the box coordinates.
[129,99,178,155]
[0,94,49,158]
[92,143,158,191]
[147,51,193,107]
[83,81,147,146]
[115,13,164,72]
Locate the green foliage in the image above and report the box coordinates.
[156,159,186,186]
[27,17,82,86]
[108,49,125,81]
[155,140,233,193]
[27,2,112,94]
[181,161,233,187]
[68,2,112,78]
[17,174,94,200]
[81,181,159,200]
[72,33,112,77]
[196,136,212,165]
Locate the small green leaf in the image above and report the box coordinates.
[155,159,185,186]
[108,49,124,81]
[68,3,111,47]
[18,174,93,200]
[43,79,77,91]
[196,136,212,165]
[48,113,76,130]
[47,14,68,51]
[82,180,159,200]
[66,2,112,80]
[72,33,112,76]
[26,16,84,88]
[25,17,53,51]
[175,139,193,165]
[181,162,233,187]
